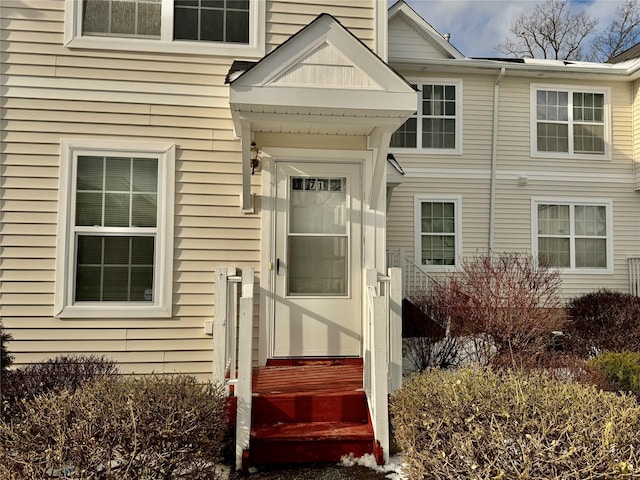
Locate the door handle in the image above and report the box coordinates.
[276,258,281,275]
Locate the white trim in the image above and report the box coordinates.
[401,166,632,183]
[530,83,612,160]
[390,78,463,154]
[531,197,614,274]
[55,139,175,318]
[64,0,265,58]
[414,194,462,272]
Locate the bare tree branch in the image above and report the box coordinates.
[591,0,640,62]
[497,0,597,60]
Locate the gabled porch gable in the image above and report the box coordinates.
[228,13,417,212]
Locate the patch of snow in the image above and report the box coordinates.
[340,454,406,480]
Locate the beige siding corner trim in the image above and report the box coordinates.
[55,139,175,318]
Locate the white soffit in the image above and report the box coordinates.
[229,14,417,135]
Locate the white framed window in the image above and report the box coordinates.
[64,0,265,57]
[391,80,462,153]
[55,139,175,318]
[531,84,610,159]
[531,198,613,272]
[414,195,462,270]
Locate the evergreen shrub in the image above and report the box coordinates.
[592,351,640,400]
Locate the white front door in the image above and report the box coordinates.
[273,162,362,357]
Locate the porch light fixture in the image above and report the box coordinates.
[250,141,260,174]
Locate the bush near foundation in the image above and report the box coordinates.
[566,289,640,357]
[592,352,640,400]
[1,355,118,420]
[0,375,229,480]
[430,253,566,367]
[1,323,12,377]
[391,368,640,480]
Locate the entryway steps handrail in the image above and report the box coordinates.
[629,258,640,296]
[363,267,402,464]
[213,266,254,471]
[387,249,432,302]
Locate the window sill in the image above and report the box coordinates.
[530,151,611,161]
[55,304,172,319]
[390,148,462,155]
[65,35,265,58]
[553,267,614,275]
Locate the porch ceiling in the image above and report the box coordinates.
[231,104,412,136]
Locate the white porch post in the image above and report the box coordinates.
[235,267,254,470]
[213,267,233,384]
[389,266,403,392]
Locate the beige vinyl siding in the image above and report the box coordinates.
[387,68,640,299]
[1,0,375,376]
[388,16,447,61]
[266,1,375,52]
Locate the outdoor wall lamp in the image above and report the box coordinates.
[250,141,260,174]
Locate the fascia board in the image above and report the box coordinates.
[230,86,418,112]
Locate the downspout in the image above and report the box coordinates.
[489,67,506,255]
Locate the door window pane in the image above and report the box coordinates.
[288,237,347,296]
[290,177,346,234]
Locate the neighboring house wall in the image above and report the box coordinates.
[387,69,640,298]
[0,0,378,374]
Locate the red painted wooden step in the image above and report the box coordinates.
[246,359,377,466]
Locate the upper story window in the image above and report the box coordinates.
[532,198,612,272]
[65,0,264,57]
[56,140,175,318]
[391,80,462,153]
[531,85,610,158]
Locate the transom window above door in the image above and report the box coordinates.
[66,0,265,56]
[390,81,462,153]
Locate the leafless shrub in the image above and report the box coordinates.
[391,368,640,480]
[0,375,229,479]
[432,253,566,367]
[2,355,118,420]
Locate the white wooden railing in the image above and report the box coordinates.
[387,249,430,302]
[213,267,254,471]
[363,267,402,464]
[629,258,640,296]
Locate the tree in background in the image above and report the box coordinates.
[497,0,640,62]
[591,0,640,61]
[497,0,596,60]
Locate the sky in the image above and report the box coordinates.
[398,0,629,58]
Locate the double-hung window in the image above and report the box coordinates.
[532,85,610,158]
[56,140,175,318]
[415,196,462,269]
[532,199,612,271]
[65,0,265,56]
[391,80,462,152]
